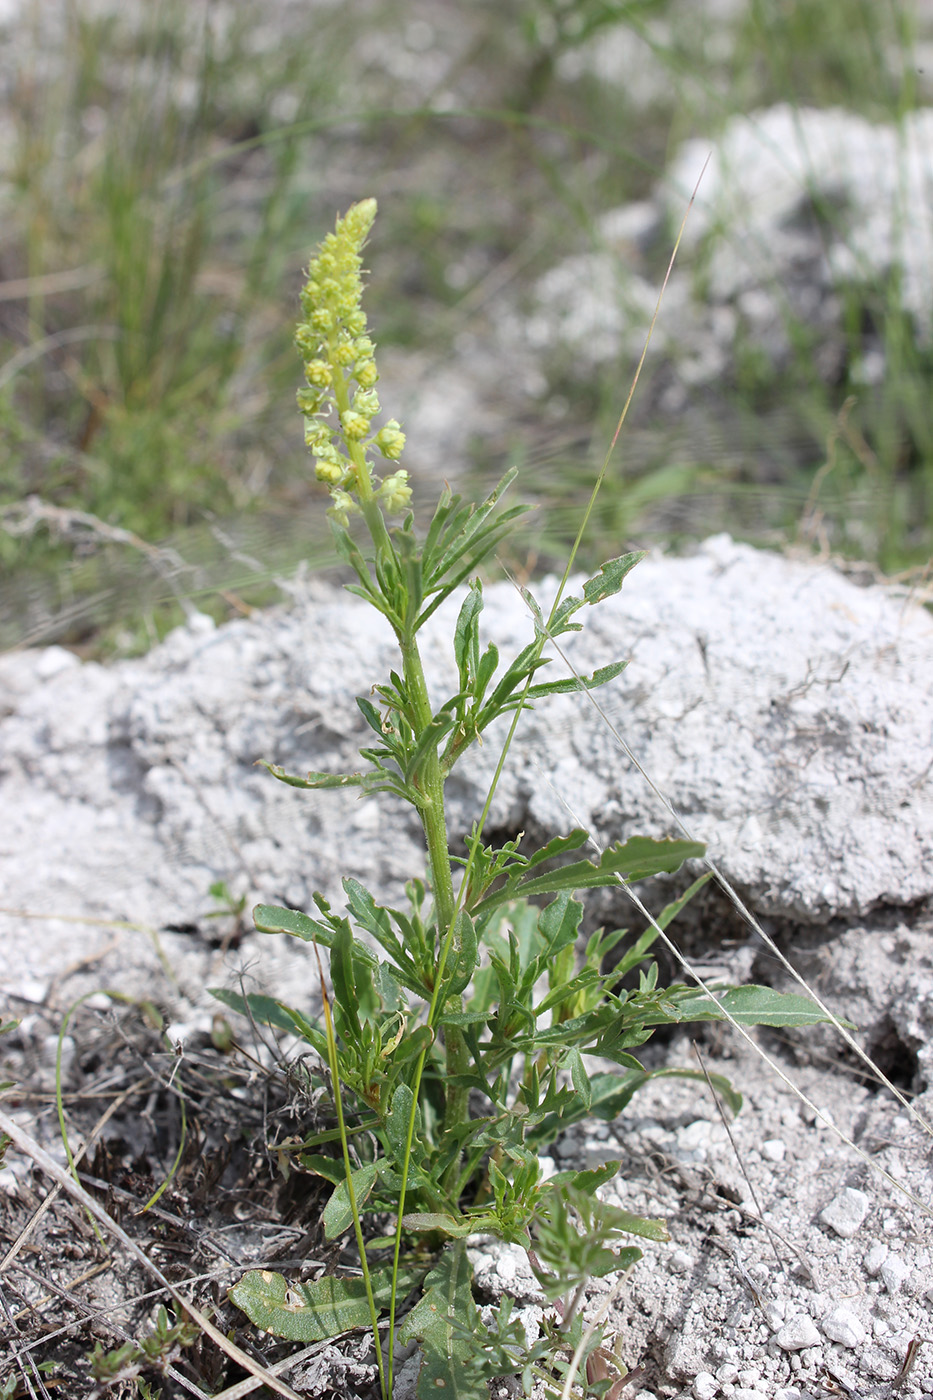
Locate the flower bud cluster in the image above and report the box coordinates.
[294,199,410,525]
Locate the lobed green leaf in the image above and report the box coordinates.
[582,550,646,605]
[229,1266,416,1342]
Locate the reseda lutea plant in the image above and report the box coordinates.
[216,201,832,1398]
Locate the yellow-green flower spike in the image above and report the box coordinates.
[295,199,407,522]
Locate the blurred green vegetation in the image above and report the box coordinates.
[0,0,929,654]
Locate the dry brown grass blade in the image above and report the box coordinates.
[1,1074,148,1275]
[0,1107,306,1400]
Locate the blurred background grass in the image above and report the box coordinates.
[0,0,929,655]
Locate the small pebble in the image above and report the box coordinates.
[716,1365,739,1384]
[880,1255,909,1293]
[761,1138,786,1162]
[819,1187,870,1238]
[763,1301,786,1331]
[776,1316,821,1351]
[35,646,78,679]
[822,1304,865,1347]
[671,1249,695,1274]
[864,1242,888,1275]
[774,1389,803,1400]
[737,1371,760,1387]
[16,978,50,1005]
[693,1373,718,1400]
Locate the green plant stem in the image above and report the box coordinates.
[396,626,471,1138]
[339,328,472,1142]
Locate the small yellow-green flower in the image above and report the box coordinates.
[374,420,406,461]
[328,488,360,527]
[378,470,412,515]
[295,199,408,523]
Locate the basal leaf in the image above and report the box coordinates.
[399,1241,485,1400]
[400,1212,475,1237]
[386,1083,415,1163]
[321,1163,378,1240]
[209,988,296,1034]
[229,1267,413,1342]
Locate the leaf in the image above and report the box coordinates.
[428,468,519,585]
[588,1066,743,1120]
[208,988,297,1034]
[474,642,499,703]
[671,984,850,1029]
[566,1047,591,1111]
[524,660,628,700]
[567,1161,622,1194]
[386,1083,415,1163]
[229,1267,411,1342]
[475,837,705,915]
[342,881,403,959]
[400,1212,475,1238]
[444,910,478,996]
[330,918,361,1040]
[523,829,590,870]
[255,903,349,952]
[259,761,365,790]
[399,1241,486,1400]
[403,705,460,782]
[537,891,584,957]
[321,1163,378,1240]
[356,695,387,738]
[453,581,483,687]
[582,551,646,605]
